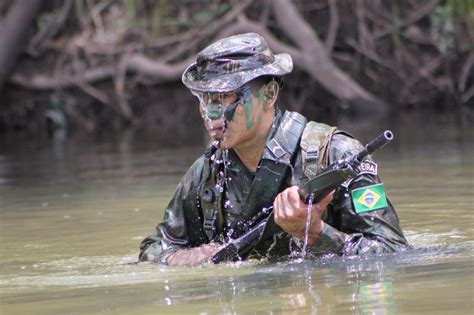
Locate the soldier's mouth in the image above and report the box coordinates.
[209,127,225,139]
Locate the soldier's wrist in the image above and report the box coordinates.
[307,220,325,245]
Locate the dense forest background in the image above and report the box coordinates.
[0,0,472,141]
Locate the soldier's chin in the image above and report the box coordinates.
[215,138,231,149]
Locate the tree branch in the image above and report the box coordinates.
[9,54,192,90]
[325,0,339,54]
[27,0,73,56]
[272,0,386,112]
[372,0,439,40]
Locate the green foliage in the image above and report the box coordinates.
[74,0,85,20]
[124,0,136,22]
[36,6,61,34]
[192,3,229,24]
[447,0,474,16]
[430,3,456,53]
[390,3,402,49]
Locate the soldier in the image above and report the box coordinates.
[139,33,409,266]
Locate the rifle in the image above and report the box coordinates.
[211,130,394,264]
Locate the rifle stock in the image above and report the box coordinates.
[211,130,393,263]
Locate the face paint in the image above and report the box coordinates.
[243,85,267,129]
[243,96,254,130]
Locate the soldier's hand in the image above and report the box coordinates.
[273,186,334,245]
[166,243,221,266]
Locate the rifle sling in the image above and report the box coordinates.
[232,111,307,237]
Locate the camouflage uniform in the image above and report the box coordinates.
[139,110,409,262]
[139,33,409,263]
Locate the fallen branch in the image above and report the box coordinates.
[9,54,192,90]
[272,0,387,112]
[10,66,112,89]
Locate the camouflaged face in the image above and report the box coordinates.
[182,33,293,93]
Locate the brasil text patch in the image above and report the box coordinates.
[351,183,388,213]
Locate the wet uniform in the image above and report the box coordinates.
[139,110,409,263]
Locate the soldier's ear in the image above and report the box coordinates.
[264,81,279,103]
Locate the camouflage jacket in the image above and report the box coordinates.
[139,110,409,263]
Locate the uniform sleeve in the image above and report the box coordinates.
[138,156,209,263]
[309,133,410,256]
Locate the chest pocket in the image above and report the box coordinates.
[300,122,338,179]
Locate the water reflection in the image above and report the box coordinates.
[145,240,472,314]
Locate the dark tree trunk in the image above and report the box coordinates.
[0,0,43,96]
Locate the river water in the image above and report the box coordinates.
[1,115,473,314]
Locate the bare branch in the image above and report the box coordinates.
[159,0,253,63]
[9,54,192,90]
[459,52,474,93]
[76,81,111,105]
[27,0,73,56]
[355,0,374,52]
[373,0,439,40]
[10,66,115,89]
[272,0,386,111]
[346,38,402,78]
[271,0,323,50]
[216,15,301,58]
[400,55,444,102]
[325,0,339,54]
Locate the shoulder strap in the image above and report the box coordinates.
[300,122,338,178]
[236,111,307,227]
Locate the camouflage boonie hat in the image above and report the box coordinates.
[182,33,293,92]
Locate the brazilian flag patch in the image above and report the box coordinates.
[351,183,388,213]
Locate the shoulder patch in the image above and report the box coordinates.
[357,161,378,176]
[351,183,387,213]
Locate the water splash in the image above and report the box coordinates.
[301,193,315,258]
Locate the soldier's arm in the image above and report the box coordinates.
[309,133,410,255]
[139,156,209,263]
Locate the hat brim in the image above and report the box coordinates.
[182,53,293,93]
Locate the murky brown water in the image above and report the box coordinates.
[1,117,473,315]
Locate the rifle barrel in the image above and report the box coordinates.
[356,130,393,161]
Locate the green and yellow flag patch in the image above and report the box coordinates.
[351,183,388,213]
